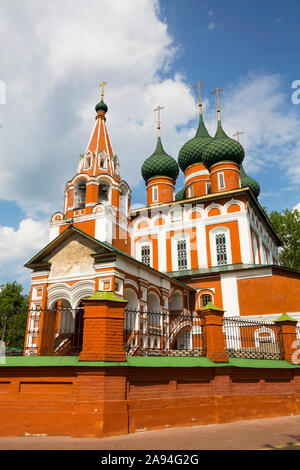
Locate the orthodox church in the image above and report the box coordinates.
[25,83,300,330]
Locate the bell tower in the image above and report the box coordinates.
[49,84,131,254]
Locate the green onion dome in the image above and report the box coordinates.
[141,137,179,183]
[202,120,245,170]
[240,164,260,198]
[95,100,108,114]
[178,115,213,172]
[175,187,186,201]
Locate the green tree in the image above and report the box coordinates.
[265,208,300,270]
[0,282,29,350]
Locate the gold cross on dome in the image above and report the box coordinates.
[154,105,164,136]
[193,82,205,113]
[212,87,223,119]
[99,81,107,100]
[212,88,223,108]
[233,131,244,142]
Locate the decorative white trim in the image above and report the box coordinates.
[205,202,224,217]
[236,268,272,280]
[185,169,210,184]
[47,280,95,309]
[224,198,245,212]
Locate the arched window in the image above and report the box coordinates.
[177,239,188,270]
[201,293,212,308]
[209,226,232,267]
[98,180,110,204]
[141,245,151,266]
[98,151,108,169]
[171,234,190,271]
[215,233,227,265]
[74,179,86,209]
[137,239,152,267]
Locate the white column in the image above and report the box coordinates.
[157,230,167,272]
[238,216,253,264]
[221,272,240,317]
[197,224,207,267]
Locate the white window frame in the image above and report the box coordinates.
[218,172,225,189]
[152,185,158,202]
[188,186,193,198]
[200,293,213,308]
[209,226,232,267]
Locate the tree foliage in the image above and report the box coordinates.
[265,208,300,270]
[0,282,29,350]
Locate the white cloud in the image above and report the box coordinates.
[0,218,49,285]
[208,22,217,31]
[293,202,300,212]
[0,218,48,262]
[0,0,198,217]
[203,73,300,182]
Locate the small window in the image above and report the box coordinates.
[201,294,212,308]
[98,183,109,203]
[216,233,227,265]
[177,239,188,270]
[206,182,211,194]
[188,186,193,198]
[153,186,158,202]
[141,245,151,266]
[218,173,225,189]
[85,157,91,169]
[75,180,86,208]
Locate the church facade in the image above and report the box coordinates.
[24,86,300,347]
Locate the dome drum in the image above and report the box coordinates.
[210,162,241,193]
[147,176,175,206]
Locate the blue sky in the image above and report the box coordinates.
[0,0,299,293]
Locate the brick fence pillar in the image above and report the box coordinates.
[274,313,299,364]
[198,302,229,363]
[79,291,128,362]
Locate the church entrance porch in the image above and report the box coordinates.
[24,302,84,356]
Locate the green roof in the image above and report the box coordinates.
[240,164,260,198]
[178,114,212,172]
[1,356,299,369]
[175,187,186,201]
[168,263,300,279]
[202,120,245,169]
[141,137,179,183]
[168,263,266,278]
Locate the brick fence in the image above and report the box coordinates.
[0,359,299,438]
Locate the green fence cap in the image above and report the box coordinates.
[82,290,128,303]
[274,313,298,323]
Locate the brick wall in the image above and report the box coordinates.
[0,365,299,438]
